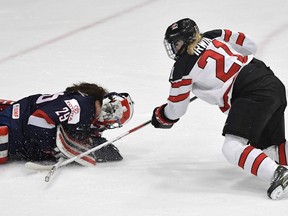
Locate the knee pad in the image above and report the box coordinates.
[222,134,248,165]
[0,126,8,164]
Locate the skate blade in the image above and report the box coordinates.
[270,186,288,200]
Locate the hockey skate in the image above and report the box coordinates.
[267,166,288,200]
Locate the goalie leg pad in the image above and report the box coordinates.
[0,126,8,164]
[56,126,96,166]
[0,99,14,112]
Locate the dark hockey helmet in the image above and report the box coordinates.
[164,18,199,60]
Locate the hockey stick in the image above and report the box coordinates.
[44,96,198,182]
[25,157,65,171]
[27,119,151,172]
[45,119,152,182]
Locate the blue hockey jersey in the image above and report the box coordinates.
[0,91,98,160]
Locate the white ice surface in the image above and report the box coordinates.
[1,0,288,215]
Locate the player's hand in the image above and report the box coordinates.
[151,104,179,129]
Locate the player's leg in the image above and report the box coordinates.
[222,134,288,200]
[56,125,122,166]
[0,99,14,112]
[222,95,288,199]
[260,108,287,165]
[263,142,288,166]
[0,125,9,164]
[222,134,278,182]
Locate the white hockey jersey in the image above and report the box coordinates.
[164,29,257,120]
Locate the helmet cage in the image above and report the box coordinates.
[164,38,176,60]
[164,36,188,60]
[95,92,134,129]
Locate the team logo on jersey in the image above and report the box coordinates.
[64,99,80,124]
[12,103,20,119]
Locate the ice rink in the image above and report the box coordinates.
[1,0,288,215]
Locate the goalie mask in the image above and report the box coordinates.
[95,92,134,129]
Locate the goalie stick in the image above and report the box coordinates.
[44,96,198,182]
[25,119,152,172]
[44,120,152,182]
[25,124,96,171]
[25,157,65,171]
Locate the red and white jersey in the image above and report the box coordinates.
[164,29,257,120]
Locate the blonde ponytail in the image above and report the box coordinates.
[187,34,203,55]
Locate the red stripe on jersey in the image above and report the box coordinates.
[171,79,192,88]
[278,142,287,165]
[219,82,233,113]
[32,109,55,125]
[168,92,190,103]
[236,32,245,46]
[224,30,232,42]
[238,146,254,168]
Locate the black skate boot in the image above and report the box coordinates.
[267,166,288,200]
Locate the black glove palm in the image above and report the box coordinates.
[90,137,123,162]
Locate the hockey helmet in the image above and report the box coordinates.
[164,18,199,60]
[95,92,134,129]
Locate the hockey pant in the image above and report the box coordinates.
[0,126,8,164]
[221,134,288,182]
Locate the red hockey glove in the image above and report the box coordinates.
[151,104,179,129]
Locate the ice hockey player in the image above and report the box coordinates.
[0,82,134,166]
[151,18,288,200]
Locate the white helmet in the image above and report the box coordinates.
[95,92,134,129]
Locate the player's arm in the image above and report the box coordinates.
[165,76,192,118]
[204,29,257,55]
[152,76,192,128]
[220,29,257,55]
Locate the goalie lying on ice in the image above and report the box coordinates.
[0,82,134,166]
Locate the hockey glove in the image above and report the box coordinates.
[151,104,179,129]
[90,137,123,162]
